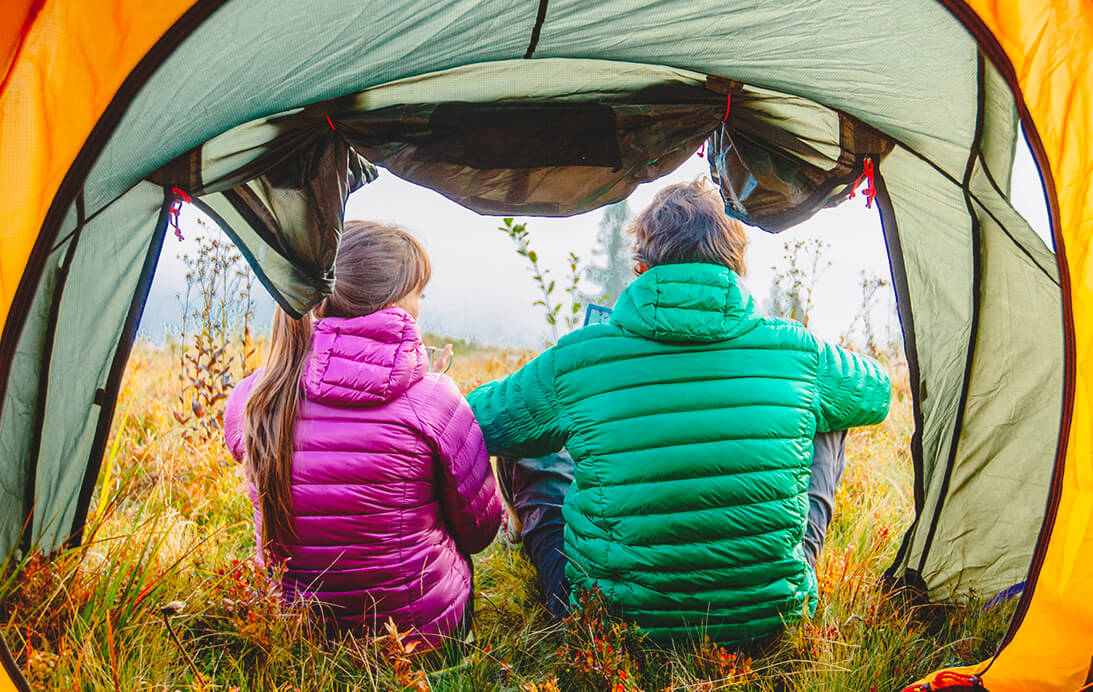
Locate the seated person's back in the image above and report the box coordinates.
[224,221,501,648]
[468,180,890,644]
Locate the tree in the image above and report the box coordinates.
[584,201,633,307]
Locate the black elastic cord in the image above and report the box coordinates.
[524,0,549,58]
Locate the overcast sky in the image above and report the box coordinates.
[140,132,1050,350]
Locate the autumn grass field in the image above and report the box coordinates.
[0,338,1013,691]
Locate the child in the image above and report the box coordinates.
[223,220,501,648]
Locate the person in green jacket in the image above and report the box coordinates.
[466,179,891,645]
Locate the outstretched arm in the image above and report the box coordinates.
[416,376,502,555]
[816,341,892,432]
[466,348,567,458]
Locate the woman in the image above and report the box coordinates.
[223,221,501,648]
[468,179,890,644]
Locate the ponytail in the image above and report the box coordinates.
[241,220,430,558]
[244,308,313,556]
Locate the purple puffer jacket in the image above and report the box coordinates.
[223,306,501,646]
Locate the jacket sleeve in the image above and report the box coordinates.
[815,341,892,433]
[465,347,567,458]
[417,376,502,555]
[223,374,254,463]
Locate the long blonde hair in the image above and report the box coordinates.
[243,221,431,554]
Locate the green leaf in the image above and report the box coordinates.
[503,217,514,226]
[528,251,538,263]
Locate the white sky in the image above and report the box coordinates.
[141,130,1050,349]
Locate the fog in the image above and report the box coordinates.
[140,136,1050,351]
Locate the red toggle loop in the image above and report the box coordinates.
[848,156,877,209]
[168,187,192,242]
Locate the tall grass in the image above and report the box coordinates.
[0,341,1013,691]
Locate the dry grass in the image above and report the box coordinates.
[0,340,1013,691]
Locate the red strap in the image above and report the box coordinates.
[898,671,981,691]
[932,671,981,688]
[326,115,336,130]
[847,156,877,208]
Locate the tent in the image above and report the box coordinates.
[0,1,1088,689]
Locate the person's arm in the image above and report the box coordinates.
[465,347,567,458]
[222,375,256,462]
[415,376,502,555]
[815,341,892,432]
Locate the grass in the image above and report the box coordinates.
[0,339,1014,691]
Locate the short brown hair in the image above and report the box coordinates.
[628,178,748,275]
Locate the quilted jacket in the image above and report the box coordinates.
[467,263,890,644]
[224,306,501,646]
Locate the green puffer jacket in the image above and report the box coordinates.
[467,263,891,644]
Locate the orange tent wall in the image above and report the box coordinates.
[913,1,1093,691]
[0,0,198,337]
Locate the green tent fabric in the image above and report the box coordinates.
[0,0,1063,612]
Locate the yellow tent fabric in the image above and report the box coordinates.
[0,0,194,333]
[911,0,1093,690]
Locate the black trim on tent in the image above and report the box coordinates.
[975,160,1059,282]
[0,0,228,458]
[916,51,988,573]
[524,0,549,59]
[874,162,928,591]
[66,190,172,549]
[0,630,30,692]
[937,0,1076,667]
[19,191,88,554]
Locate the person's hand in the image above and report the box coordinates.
[427,344,454,374]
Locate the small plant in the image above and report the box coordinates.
[766,237,831,327]
[840,271,899,358]
[499,217,585,343]
[376,619,430,691]
[172,214,257,440]
[554,589,647,692]
[691,636,757,687]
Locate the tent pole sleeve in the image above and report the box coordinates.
[64,190,171,550]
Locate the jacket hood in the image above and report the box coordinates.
[610,263,759,342]
[303,306,427,406]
